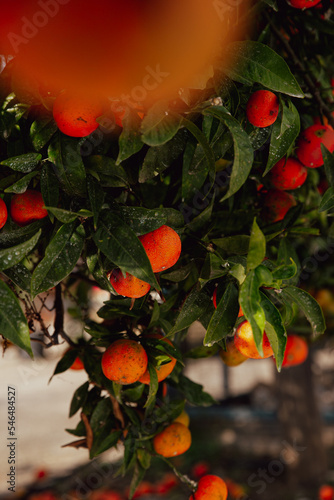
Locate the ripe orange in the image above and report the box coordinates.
[190,475,228,500]
[282,335,308,368]
[101,339,148,385]
[70,356,84,371]
[10,190,48,226]
[260,188,296,223]
[319,485,334,500]
[269,157,307,190]
[153,422,192,458]
[234,321,274,359]
[139,225,181,273]
[287,0,321,7]
[138,334,177,384]
[0,198,8,229]
[219,337,248,367]
[296,124,334,168]
[53,91,103,137]
[174,409,190,427]
[110,269,150,298]
[246,90,279,128]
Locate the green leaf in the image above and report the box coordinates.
[264,100,300,175]
[128,462,146,500]
[30,116,58,151]
[282,286,326,337]
[213,235,250,255]
[48,134,86,197]
[181,117,216,180]
[40,161,60,219]
[319,187,334,213]
[0,220,45,248]
[161,262,194,282]
[49,349,78,382]
[167,287,212,336]
[87,174,105,229]
[94,429,122,456]
[93,211,159,289]
[138,129,188,183]
[0,229,41,271]
[204,283,239,346]
[4,171,38,193]
[85,155,129,188]
[31,222,85,296]
[116,109,144,164]
[144,363,159,411]
[225,41,304,97]
[247,219,266,273]
[239,266,273,356]
[141,103,181,146]
[184,344,220,359]
[118,206,184,234]
[137,449,151,470]
[322,145,334,189]
[1,152,42,172]
[204,106,254,201]
[69,381,89,417]
[86,248,115,293]
[89,398,116,458]
[259,292,286,370]
[45,207,93,224]
[2,263,32,293]
[0,280,32,357]
[272,260,297,281]
[177,374,216,406]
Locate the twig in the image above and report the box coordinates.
[267,16,334,129]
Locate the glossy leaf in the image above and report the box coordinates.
[117,109,144,164]
[141,103,181,146]
[282,286,326,337]
[118,206,184,234]
[69,381,89,417]
[85,155,128,188]
[3,263,32,293]
[260,292,286,370]
[0,229,41,271]
[4,171,38,193]
[204,106,254,201]
[225,41,304,97]
[322,145,334,189]
[167,288,212,336]
[48,134,86,197]
[30,116,58,151]
[247,219,266,273]
[0,280,32,357]
[31,222,85,296]
[1,152,42,172]
[204,282,239,346]
[93,211,159,289]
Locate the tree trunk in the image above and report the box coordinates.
[276,351,327,495]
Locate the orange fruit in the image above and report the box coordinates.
[0,198,8,229]
[139,225,181,273]
[296,124,334,168]
[219,337,248,367]
[110,269,150,298]
[10,190,48,226]
[260,188,296,223]
[53,91,103,137]
[153,422,191,458]
[246,90,279,128]
[91,491,123,500]
[138,334,177,384]
[70,356,84,370]
[234,321,273,359]
[174,410,190,427]
[287,0,321,8]
[190,475,228,500]
[269,157,307,190]
[319,485,334,500]
[101,339,148,385]
[282,335,308,368]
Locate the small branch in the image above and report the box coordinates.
[268,16,334,129]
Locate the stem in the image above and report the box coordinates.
[268,16,334,130]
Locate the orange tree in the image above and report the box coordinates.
[0,0,333,497]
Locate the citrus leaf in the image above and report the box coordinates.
[259,292,286,371]
[0,229,41,271]
[225,41,304,97]
[282,286,326,337]
[167,287,212,336]
[31,222,85,296]
[141,103,181,146]
[247,219,266,273]
[0,280,32,357]
[204,282,239,346]
[1,152,42,172]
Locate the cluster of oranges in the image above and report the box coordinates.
[110,224,182,299]
[245,88,334,223]
[0,189,48,229]
[213,290,309,368]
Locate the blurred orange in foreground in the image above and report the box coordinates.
[0,0,248,102]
